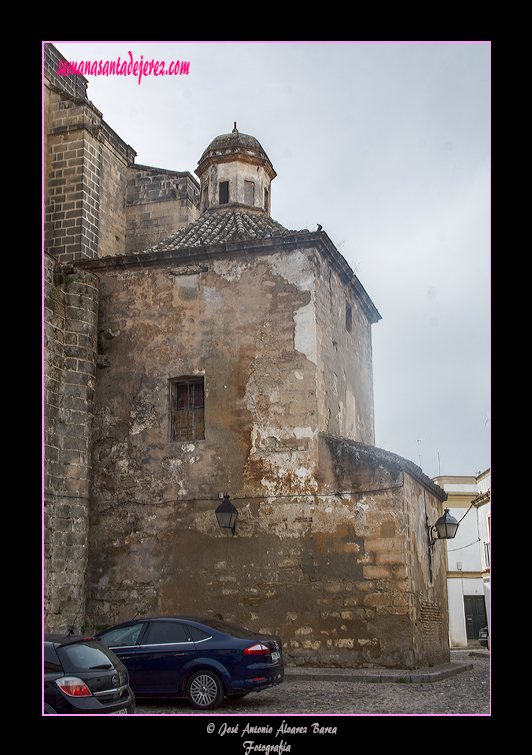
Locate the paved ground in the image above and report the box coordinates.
[134,648,490,717]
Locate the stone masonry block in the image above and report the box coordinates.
[363,565,392,580]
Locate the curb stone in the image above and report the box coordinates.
[284,661,474,684]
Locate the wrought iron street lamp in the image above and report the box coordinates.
[215,495,238,536]
[429,508,459,545]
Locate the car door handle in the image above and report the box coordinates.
[174,652,186,656]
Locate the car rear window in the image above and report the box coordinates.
[198,619,258,639]
[56,641,117,673]
[188,625,212,641]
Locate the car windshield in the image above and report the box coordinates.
[56,641,117,672]
[198,619,258,639]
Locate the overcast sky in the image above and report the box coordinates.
[47,41,491,480]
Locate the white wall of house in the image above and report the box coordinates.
[433,470,490,647]
[476,470,491,637]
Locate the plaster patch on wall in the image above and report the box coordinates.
[267,249,314,291]
[294,297,317,365]
[129,396,158,435]
[245,498,358,538]
[293,426,317,440]
[117,269,141,281]
[203,286,223,311]
[265,249,318,365]
[345,389,356,438]
[172,273,200,289]
[212,258,250,282]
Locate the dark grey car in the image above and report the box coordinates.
[44,633,135,714]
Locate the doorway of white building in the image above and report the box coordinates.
[464,595,487,643]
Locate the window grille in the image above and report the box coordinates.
[169,378,205,441]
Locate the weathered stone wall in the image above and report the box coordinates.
[43,43,199,265]
[88,246,321,504]
[317,434,450,668]
[125,165,200,255]
[44,88,104,262]
[315,255,375,445]
[43,44,449,666]
[81,244,327,631]
[84,427,448,667]
[402,471,451,667]
[43,252,99,632]
[78,244,448,668]
[44,45,136,263]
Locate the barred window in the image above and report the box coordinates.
[169,377,205,441]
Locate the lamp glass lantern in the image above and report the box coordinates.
[215,495,238,536]
[433,508,459,540]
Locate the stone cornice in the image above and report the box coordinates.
[74,227,381,325]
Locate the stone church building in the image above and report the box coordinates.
[43,44,450,669]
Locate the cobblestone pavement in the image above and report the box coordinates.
[134,649,490,717]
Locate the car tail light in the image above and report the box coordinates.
[244,643,270,655]
[55,676,92,697]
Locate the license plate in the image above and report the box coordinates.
[271,651,280,661]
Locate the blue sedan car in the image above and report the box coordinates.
[96,616,284,709]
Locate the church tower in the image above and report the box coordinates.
[195,124,276,215]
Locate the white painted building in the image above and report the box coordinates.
[432,470,490,648]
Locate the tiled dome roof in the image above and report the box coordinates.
[143,208,298,253]
[195,125,276,181]
[200,129,266,159]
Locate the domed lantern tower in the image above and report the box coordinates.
[195,123,277,216]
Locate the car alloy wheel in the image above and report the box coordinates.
[186,670,224,710]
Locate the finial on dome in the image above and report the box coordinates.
[232,122,238,132]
